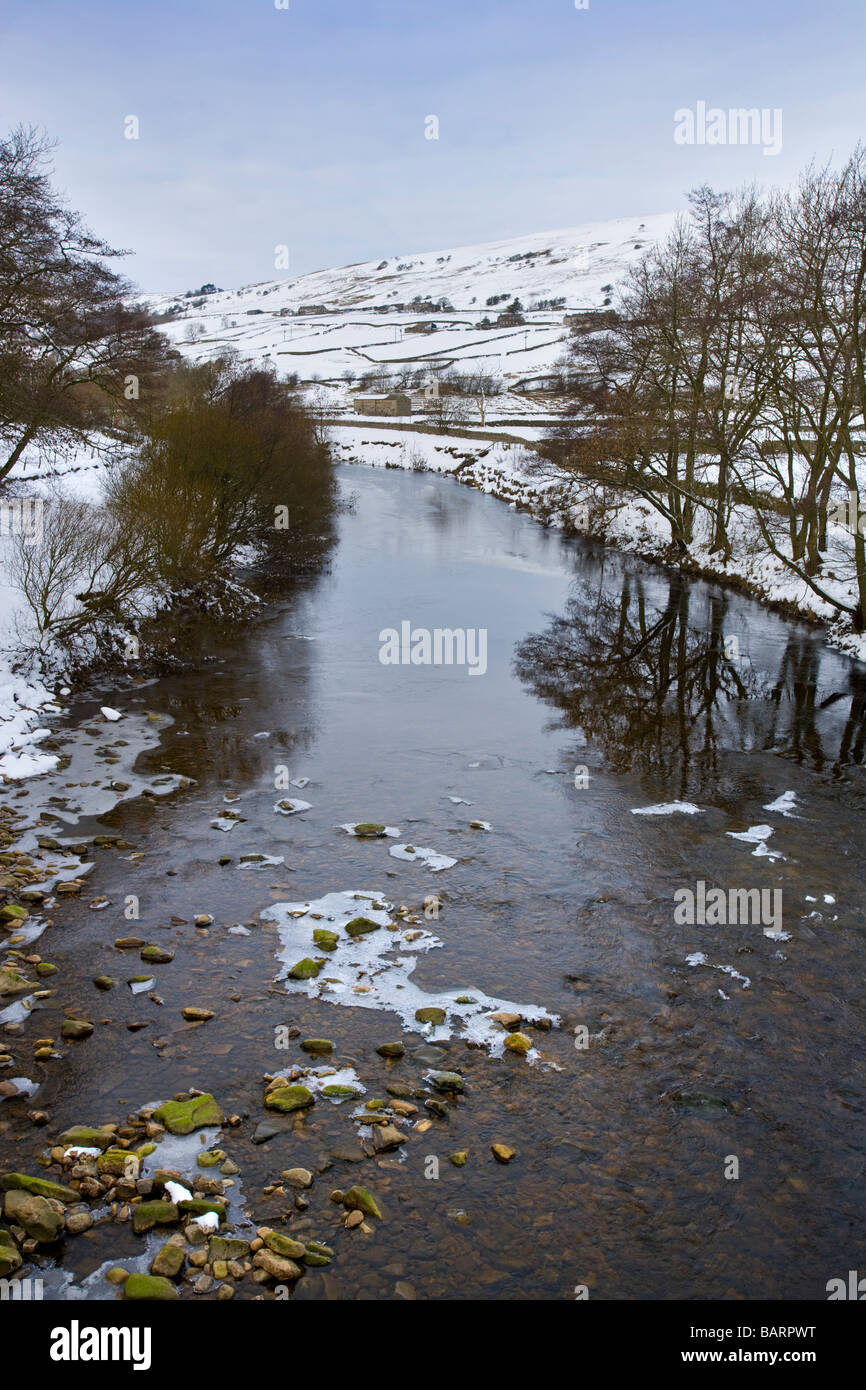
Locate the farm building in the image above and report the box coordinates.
[352,393,412,417]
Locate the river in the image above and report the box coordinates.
[2,462,865,1300]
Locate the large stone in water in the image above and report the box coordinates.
[124,1273,177,1300]
[344,916,380,938]
[0,1172,78,1203]
[132,1201,180,1233]
[342,1185,382,1219]
[153,1093,224,1134]
[4,1190,64,1243]
[265,1084,315,1114]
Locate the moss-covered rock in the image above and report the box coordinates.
[263,1230,306,1259]
[61,1018,93,1040]
[414,1006,446,1026]
[57,1125,116,1151]
[132,1201,179,1233]
[209,1235,250,1262]
[300,1038,333,1055]
[312,928,338,952]
[3,1190,64,1242]
[140,945,174,964]
[153,1092,224,1135]
[287,957,321,980]
[97,1149,139,1178]
[304,1240,334,1265]
[0,1228,22,1276]
[177,1197,225,1220]
[264,1084,314,1113]
[344,916,380,938]
[503,1032,532,1055]
[0,1172,78,1203]
[196,1149,225,1168]
[150,1242,185,1278]
[321,1084,360,1100]
[0,904,28,923]
[0,965,33,997]
[342,1185,382,1219]
[124,1273,177,1300]
[428,1070,465,1093]
[353,823,386,837]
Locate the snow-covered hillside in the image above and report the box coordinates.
[146,213,677,389]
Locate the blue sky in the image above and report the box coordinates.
[1,0,862,292]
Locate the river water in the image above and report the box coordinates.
[3,462,866,1300]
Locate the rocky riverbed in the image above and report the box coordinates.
[2,464,865,1300]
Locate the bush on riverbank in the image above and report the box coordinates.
[9,355,336,669]
[106,356,336,586]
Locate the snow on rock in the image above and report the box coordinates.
[631,802,703,816]
[163,1181,193,1204]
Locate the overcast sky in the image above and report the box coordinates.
[1,0,863,294]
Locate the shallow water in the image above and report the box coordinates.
[3,463,866,1300]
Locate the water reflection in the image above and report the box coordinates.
[515,557,866,795]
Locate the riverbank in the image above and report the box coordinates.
[330,422,866,663]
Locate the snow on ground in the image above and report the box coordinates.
[146,213,677,384]
[0,438,116,777]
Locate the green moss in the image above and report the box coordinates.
[124,1273,177,1300]
[209,1236,250,1262]
[288,957,321,980]
[414,1006,446,1025]
[312,929,338,951]
[177,1197,225,1220]
[342,1185,382,1219]
[353,823,386,837]
[132,1201,179,1233]
[57,1126,115,1151]
[140,945,174,964]
[265,1084,314,1113]
[150,1242,185,1278]
[196,1149,225,1168]
[0,1228,22,1277]
[0,1172,78,1203]
[97,1149,139,1177]
[0,904,28,923]
[153,1092,225,1135]
[263,1231,306,1259]
[344,916,380,938]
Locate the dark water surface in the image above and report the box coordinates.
[3,463,866,1300]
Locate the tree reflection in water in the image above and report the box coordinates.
[514,557,866,798]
